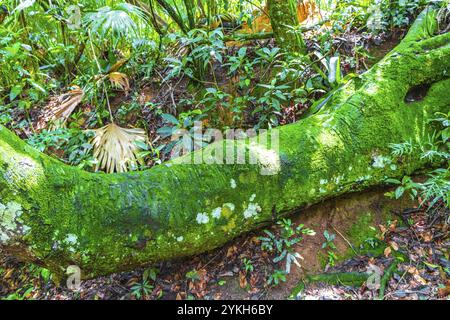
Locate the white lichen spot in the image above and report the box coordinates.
[320,179,328,185]
[230,179,237,189]
[390,164,397,171]
[212,207,222,219]
[247,142,281,176]
[176,236,184,242]
[243,203,261,219]
[64,234,78,246]
[196,212,209,224]
[249,194,256,202]
[0,201,24,243]
[357,175,373,182]
[319,187,326,193]
[372,155,391,169]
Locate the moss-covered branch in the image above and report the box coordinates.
[0,8,449,279]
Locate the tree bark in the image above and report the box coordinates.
[0,8,449,279]
[267,0,307,54]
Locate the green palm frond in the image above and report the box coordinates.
[83,3,148,38]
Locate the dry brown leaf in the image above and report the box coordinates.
[407,266,418,275]
[251,236,260,245]
[421,231,433,242]
[378,224,388,240]
[227,245,237,258]
[413,274,427,285]
[389,220,398,231]
[108,59,127,73]
[109,72,130,93]
[390,241,399,251]
[37,86,84,130]
[297,0,321,23]
[384,246,392,257]
[4,268,14,279]
[92,123,147,173]
[239,271,247,289]
[249,273,258,287]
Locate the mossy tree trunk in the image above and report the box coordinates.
[0,8,449,279]
[267,0,307,54]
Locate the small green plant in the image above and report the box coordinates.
[130,279,154,299]
[254,79,291,128]
[217,280,227,286]
[242,258,254,274]
[135,139,163,168]
[157,109,207,156]
[385,176,423,201]
[364,237,381,249]
[260,218,315,277]
[185,269,200,282]
[164,28,226,82]
[322,230,338,268]
[4,287,34,300]
[143,267,159,282]
[0,105,13,125]
[267,269,287,286]
[27,128,97,170]
[326,251,338,267]
[322,230,337,250]
[201,87,232,115]
[130,267,159,300]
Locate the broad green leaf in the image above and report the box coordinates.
[9,84,23,101]
[161,113,179,125]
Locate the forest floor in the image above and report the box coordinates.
[1,188,448,300]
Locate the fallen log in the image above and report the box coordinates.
[0,8,449,279]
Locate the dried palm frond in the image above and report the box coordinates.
[36,86,84,130]
[109,72,130,93]
[92,123,147,173]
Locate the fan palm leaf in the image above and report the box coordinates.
[83,3,148,38]
[92,123,147,173]
[37,86,84,130]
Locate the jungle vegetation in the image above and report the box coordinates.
[0,0,448,300]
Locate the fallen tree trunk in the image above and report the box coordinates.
[1,8,449,279]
